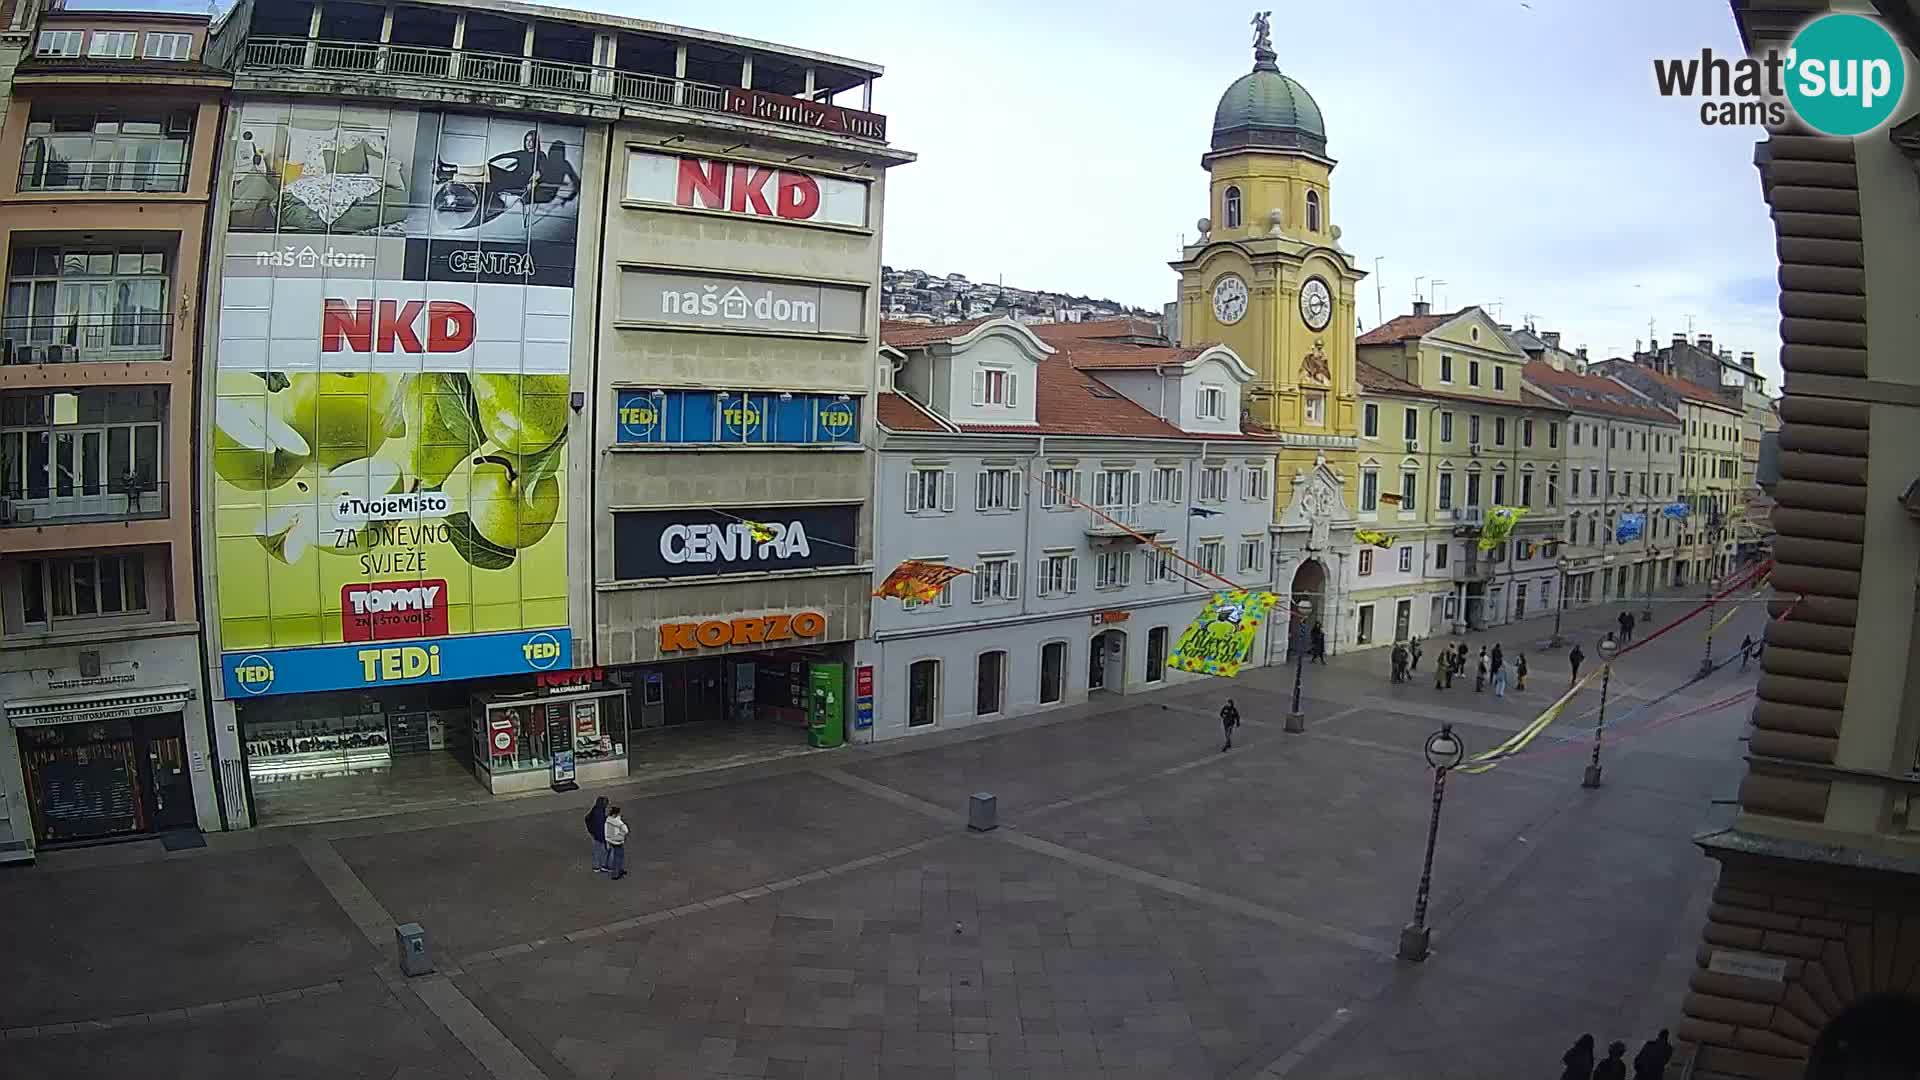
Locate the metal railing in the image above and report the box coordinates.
[238,37,881,140]
[2,314,173,364]
[19,158,188,194]
[1085,506,1142,535]
[2,480,169,526]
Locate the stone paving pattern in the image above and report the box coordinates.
[0,594,1760,1078]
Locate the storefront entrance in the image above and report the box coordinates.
[620,646,849,772]
[17,712,194,845]
[1088,630,1125,692]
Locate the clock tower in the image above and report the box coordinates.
[1172,14,1365,640]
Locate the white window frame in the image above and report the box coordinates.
[1093,467,1135,510]
[1148,544,1177,583]
[1037,550,1078,597]
[900,556,955,610]
[1434,543,1449,569]
[1403,407,1419,441]
[87,30,137,58]
[1199,465,1228,503]
[1150,466,1183,504]
[1242,464,1269,502]
[35,30,85,57]
[904,466,954,515]
[1398,546,1413,573]
[142,32,193,61]
[971,554,1020,603]
[1360,469,1379,512]
[1238,535,1265,574]
[975,466,1023,512]
[1197,539,1226,576]
[1304,392,1326,425]
[1198,384,1226,420]
[1399,470,1417,511]
[1039,466,1079,510]
[1362,403,1378,438]
[1094,550,1132,590]
[20,552,147,625]
[1358,548,1375,576]
[973,366,1016,408]
[1439,355,1454,383]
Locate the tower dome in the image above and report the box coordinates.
[1212,17,1326,157]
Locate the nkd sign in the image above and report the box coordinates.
[620,269,865,337]
[625,151,869,228]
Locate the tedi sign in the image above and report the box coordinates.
[1654,13,1907,135]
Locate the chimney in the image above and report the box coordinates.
[1542,331,1561,350]
[1498,323,1512,332]
[1719,348,1732,363]
[1671,333,1686,349]
[1697,333,1713,352]
[1576,346,1589,361]
[1740,350,1755,366]
[1412,299,1431,317]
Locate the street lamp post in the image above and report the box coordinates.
[1698,589,1717,680]
[1582,635,1620,788]
[1399,723,1466,963]
[1549,557,1570,649]
[1286,599,1313,733]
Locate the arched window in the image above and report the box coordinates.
[1305,190,1322,232]
[1223,186,1242,229]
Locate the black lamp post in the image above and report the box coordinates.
[1698,591,1717,680]
[1549,557,1570,649]
[1399,723,1466,963]
[1286,599,1313,733]
[1581,635,1620,788]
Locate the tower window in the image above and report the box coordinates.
[1306,191,1321,232]
[1223,186,1242,229]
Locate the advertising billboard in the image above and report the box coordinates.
[623,151,871,228]
[613,389,858,446]
[618,269,865,336]
[212,101,580,696]
[612,504,860,581]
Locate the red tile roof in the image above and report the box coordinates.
[879,317,995,347]
[875,391,952,433]
[1058,344,1202,370]
[1521,361,1679,424]
[1355,310,1462,346]
[1029,316,1165,344]
[1590,359,1739,410]
[1356,361,1419,394]
[1356,360,1568,412]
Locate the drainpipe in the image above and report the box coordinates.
[1023,433,1041,621]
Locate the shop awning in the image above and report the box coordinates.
[5,685,195,728]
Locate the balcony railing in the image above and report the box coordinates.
[2,480,168,526]
[238,37,887,142]
[19,158,188,194]
[2,314,172,365]
[1086,506,1161,540]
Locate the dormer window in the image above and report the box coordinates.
[1305,191,1321,232]
[973,367,1016,408]
[88,30,138,59]
[35,30,84,57]
[1198,384,1225,420]
[1223,186,1242,229]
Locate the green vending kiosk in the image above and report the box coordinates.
[807,663,845,748]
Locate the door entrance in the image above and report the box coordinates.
[1088,629,1126,692]
[18,711,190,844]
[1394,599,1412,642]
[908,659,940,728]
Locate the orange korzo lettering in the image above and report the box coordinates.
[765,614,792,642]
[659,623,698,652]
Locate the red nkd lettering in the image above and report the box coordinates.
[728,164,775,216]
[321,299,474,353]
[675,157,727,210]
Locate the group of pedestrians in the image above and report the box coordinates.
[1561,1029,1672,1080]
[1422,640,1527,696]
[583,796,629,879]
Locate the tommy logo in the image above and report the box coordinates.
[321,299,475,353]
[341,580,450,642]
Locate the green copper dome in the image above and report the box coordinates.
[1212,48,1327,156]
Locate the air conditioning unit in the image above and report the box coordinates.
[1469,442,1482,456]
[1406,438,1420,452]
[44,343,75,364]
[0,340,12,365]
[9,502,33,524]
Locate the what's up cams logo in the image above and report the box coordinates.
[1655,13,1907,136]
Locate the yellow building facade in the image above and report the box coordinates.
[1171,20,1367,648]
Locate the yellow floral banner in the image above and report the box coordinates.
[1478,505,1530,551]
[1167,590,1280,678]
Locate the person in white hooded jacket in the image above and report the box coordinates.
[603,806,629,880]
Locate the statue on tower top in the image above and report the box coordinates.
[1251,10,1277,69]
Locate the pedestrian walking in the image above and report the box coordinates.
[1618,610,1632,644]
[1570,643,1587,685]
[1475,647,1488,692]
[1310,622,1327,664]
[1435,649,1449,690]
[1491,643,1508,698]
[1409,636,1423,672]
[1456,642,1470,685]
[1515,653,1529,691]
[1740,634,1755,672]
[603,804,629,880]
[1560,1033,1596,1080]
[584,796,609,873]
[1390,642,1408,684]
[1632,1030,1673,1080]
[1625,611,1637,642]
[1220,698,1240,752]
[1594,1040,1628,1080]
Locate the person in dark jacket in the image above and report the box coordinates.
[1475,646,1488,692]
[1220,699,1240,752]
[1740,634,1755,672]
[1435,647,1450,689]
[1310,622,1327,663]
[1632,1030,1673,1080]
[1515,652,1529,691]
[1593,1039,1628,1080]
[584,796,609,874]
[1490,643,1507,697]
[1618,610,1633,644]
[1390,643,1408,684]
[1409,636,1423,672]
[1569,643,1587,685]
[1560,1033,1596,1080]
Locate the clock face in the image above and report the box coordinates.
[1212,275,1249,325]
[1300,277,1333,331]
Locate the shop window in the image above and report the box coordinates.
[1146,627,1167,683]
[1040,641,1066,704]
[976,650,1006,716]
[908,659,940,727]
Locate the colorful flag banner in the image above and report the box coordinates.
[745,520,779,543]
[872,560,971,603]
[1477,505,1529,551]
[1662,502,1691,521]
[1354,529,1396,549]
[1167,590,1280,678]
[1615,512,1646,543]
[1460,666,1603,774]
[1379,491,1403,506]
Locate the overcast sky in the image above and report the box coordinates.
[102,0,1782,382]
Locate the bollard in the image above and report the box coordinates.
[967,792,998,832]
[396,922,433,977]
